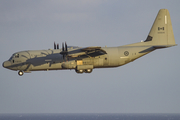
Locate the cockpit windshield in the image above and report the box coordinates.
[14,54,19,58]
[8,53,19,61]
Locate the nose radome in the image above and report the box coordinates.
[2,61,11,68]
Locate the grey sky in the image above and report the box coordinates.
[0,0,180,113]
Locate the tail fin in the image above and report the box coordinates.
[144,9,176,46]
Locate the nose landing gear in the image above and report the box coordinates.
[18,70,24,76]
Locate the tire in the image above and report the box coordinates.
[18,70,24,76]
[85,69,92,73]
[75,69,84,74]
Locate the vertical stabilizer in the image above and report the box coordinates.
[144,9,176,46]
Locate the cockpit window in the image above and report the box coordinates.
[8,56,13,61]
[14,54,19,58]
[8,54,19,60]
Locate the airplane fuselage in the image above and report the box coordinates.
[2,45,151,75]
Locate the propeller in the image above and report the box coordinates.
[57,43,59,49]
[60,42,68,61]
[54,42,60,49]
[54,42,56,49]
[62,42,64,51]
[65,42,67,51]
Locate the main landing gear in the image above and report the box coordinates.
[75,69,93,74]
[18,70,24,76]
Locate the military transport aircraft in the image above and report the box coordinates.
[2,9,176,76]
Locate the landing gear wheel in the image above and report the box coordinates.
[85,69,92,73]
[75,69,84,74]
[18,70,24,76]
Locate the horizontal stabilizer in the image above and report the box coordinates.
[139,47,156,53]
[139,44,177,53]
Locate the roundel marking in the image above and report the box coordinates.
[124,51,129,56]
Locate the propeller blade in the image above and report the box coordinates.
[60,42,69,61]
[65,42,68,52]
[57,43,59,49]
[54,42,56,49]
[62,42,64,51]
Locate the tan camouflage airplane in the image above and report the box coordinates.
[3,9,176,76]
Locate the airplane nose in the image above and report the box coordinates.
[2,61,11,68]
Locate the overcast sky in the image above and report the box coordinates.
[0,0,180,113]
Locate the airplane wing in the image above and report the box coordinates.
[67,46,107,58]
